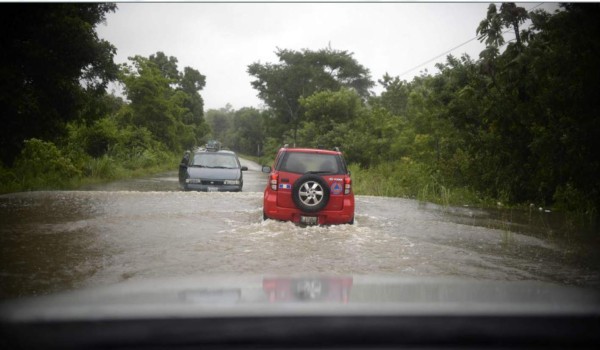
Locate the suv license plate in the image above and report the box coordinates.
[300,216,318,225]
[207,187,219,192]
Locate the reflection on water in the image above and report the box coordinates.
[1,189,599,300]
[419,200,598,239]
[0,192,105,298]
[263,277,353,303]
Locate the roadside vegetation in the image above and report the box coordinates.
[208,3,599,230]
[1,3,598,231]
[1,5,205,193]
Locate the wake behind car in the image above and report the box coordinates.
[179,146,247,192]
[262,146,354,225]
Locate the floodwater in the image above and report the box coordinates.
[1,159,599,299]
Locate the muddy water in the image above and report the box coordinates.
[1,166,599,299]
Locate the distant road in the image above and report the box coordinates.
[77,157,267,192]
[239,157,268,192]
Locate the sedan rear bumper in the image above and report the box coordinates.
[185,184,242,192]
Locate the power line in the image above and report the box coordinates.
[397,36,482,78]
[397,3,546,79]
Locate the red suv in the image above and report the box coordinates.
[262,147,355,225]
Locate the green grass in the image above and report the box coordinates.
[0,153,180,194]
[349,161,494,208]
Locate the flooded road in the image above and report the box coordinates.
[1,159,599,299]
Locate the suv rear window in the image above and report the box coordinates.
[279,152,342,174]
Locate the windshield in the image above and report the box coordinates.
[1,2,599,348]
[191,153,239,168]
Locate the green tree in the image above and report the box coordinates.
[179,66,206,124]
[149,52,180,82]
[119,53,208,151]
[120,56,176,147]
[247,47,373,145]
[205,106,234,144]
[148,52,206,125]
[523,3,600,214]
[231,108,265,156]
[446,2,600,216]
[298,88,363,149]
[375,74,410,117]
[0,3,118,165]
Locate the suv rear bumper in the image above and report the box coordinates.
[263,192,354,225]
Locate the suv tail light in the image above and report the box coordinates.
[270,173,278,191]
[344,177,352,195]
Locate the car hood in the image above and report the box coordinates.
[187,167,241,180]
[1,275,599,321]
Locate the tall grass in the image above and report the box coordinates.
[85,155,121,179]
[0,139,180,194]
[349,159,490,208]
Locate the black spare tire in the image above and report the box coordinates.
[292,174,330,213]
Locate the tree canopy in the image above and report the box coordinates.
[0,3,119,165]
[119,52,208,151]
[247,47,374,144]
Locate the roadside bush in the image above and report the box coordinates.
[553,183,598,227]
[109,125,168,165]
[124,148,172,170]
[259,137,283,165]
[13,139,81,189]
[0,165,19,193]
[84,155,121,179]
[350,158,430,198]
[65,119,119,159]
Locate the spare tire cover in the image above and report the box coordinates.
[292,174,331,213]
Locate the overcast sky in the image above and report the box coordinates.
[96,2,558,111]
